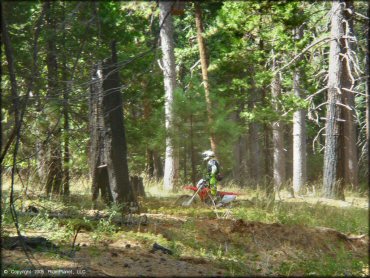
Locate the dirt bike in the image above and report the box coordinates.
[175,178,240,207]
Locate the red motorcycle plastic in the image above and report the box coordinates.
[175,179,240,207]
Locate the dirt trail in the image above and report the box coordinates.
[2,214,368,276]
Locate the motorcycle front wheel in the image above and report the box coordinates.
[174,194,199,207]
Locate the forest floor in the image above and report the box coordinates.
[1,182,369,277]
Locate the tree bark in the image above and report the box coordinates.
[1,7,20,127]
[258,38,272,183]
[102,41,135,204]
[189,113,196,185]
[159,1,179,191]
[247,66,262,185]
[1,5,20,172]
[45,1,63,196]
[366,0,370,188]
[89,62,112,206]
[292,27,307,195]
[143,94,154,179]
[153,150,164,181]
[340,0,358,188]
[194,2,217,155]
[271,52,286,194]
[62,2,70,196]
[323,1,346,199]
[232,110,247,185]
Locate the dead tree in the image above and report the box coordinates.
[90,62,112,206]
[89,42,136,206]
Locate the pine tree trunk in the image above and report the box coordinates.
[102,41,135,204]
[247,66,262,185]
[271,53,286,194]
[341,0,358,188]
[153,150,163,181]
[232,110,247,185]
[232,112,242,184]
[259,39,272,183]
[189,114,196,185]
[143,93,154,178]
[90,62,111,205]
[366,1,370,188]
[292,67,307,194]
[159,1,179,191]
[292,27,307,195]
[62,2,70,196]
[45,1,63,196]
[323,1,346,199]
[146,149,154,178]
[1,7,19,127]
[194,2,217,154]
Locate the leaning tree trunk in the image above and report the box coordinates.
[292,27,307,195]
[159,1,179,191]
[323,1,347,199]
[194,2,217,155]
[45,1,63,196]
[271,52,286,198]
[101,41,135,204]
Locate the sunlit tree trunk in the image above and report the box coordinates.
[292,27,307,195]
[194,2,217,155]
[323,1,346,199]
[159,1,179,191]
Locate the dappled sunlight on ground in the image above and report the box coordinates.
[1,181,369,276]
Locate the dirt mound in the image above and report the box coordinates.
[197,218,368,256]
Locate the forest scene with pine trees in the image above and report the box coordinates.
[1,1,369,276]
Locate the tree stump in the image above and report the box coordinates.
[130,176,145,198]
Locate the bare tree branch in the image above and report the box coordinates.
[275,37,332,74]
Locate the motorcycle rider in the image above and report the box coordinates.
[201,150,220,197]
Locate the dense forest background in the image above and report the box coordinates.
[1,1,369,276]
[1,0,369,202]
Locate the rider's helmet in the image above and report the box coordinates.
[202,150,215,161]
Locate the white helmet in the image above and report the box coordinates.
[202,150,215,161]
